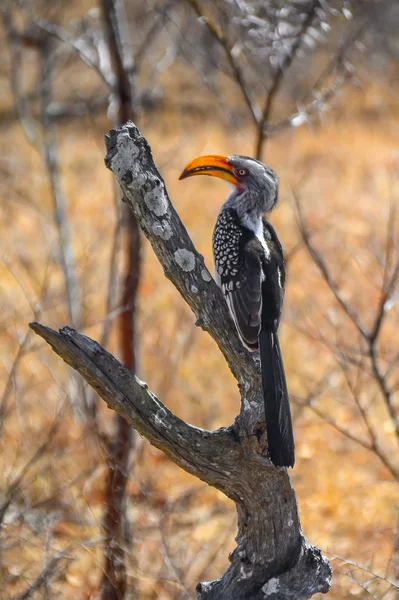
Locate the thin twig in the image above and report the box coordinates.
[255,0,319,159]
[0,258,51,435]
[263,13,369,143]
[40,45,82,329]
[294,191,369,338]
[0,408,65,528]
[34,19,114,88]
[13,551,75,600]
[368,340,399,444]
[292,394,399,480]
[329,553,399,590]
[337,348,398,479]
[188,0,261,126]
[2,7,43,152]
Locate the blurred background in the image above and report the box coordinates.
[0,0,398,598]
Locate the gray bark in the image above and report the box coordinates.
[30,122,331,599]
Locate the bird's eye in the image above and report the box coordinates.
[238,169,248,176]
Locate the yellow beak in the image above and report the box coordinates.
[179,154,238,186]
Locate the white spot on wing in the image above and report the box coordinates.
[277,267,283,288]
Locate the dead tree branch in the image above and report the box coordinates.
[28,323,238,491]
[29,122,331,599]
[99,0,141,596]
[40,43,82,330]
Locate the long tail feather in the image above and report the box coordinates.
[259,329,295,468]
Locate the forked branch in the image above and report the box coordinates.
[30,123,331,599]
[29,323,236,489]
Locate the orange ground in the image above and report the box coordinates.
[0,49,398,598]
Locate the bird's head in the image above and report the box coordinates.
[179,154,279,213]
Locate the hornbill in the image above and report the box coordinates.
[179,154,295,468]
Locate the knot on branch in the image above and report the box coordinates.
[196,536,331,599]
[273,538,332,598]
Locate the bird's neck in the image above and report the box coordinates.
[223,189,265,233]
[221,190,270,255]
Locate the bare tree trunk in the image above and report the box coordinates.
[30,122,332,599]
[100,0,141,597]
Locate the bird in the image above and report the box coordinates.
[179,154,295,468]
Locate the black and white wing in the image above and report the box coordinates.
[261,219,285,330]
[213,208,264,350]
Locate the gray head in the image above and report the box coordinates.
[179,153,279,216]
[227,155,279,214]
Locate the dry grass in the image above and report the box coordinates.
[0,64,398,599]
